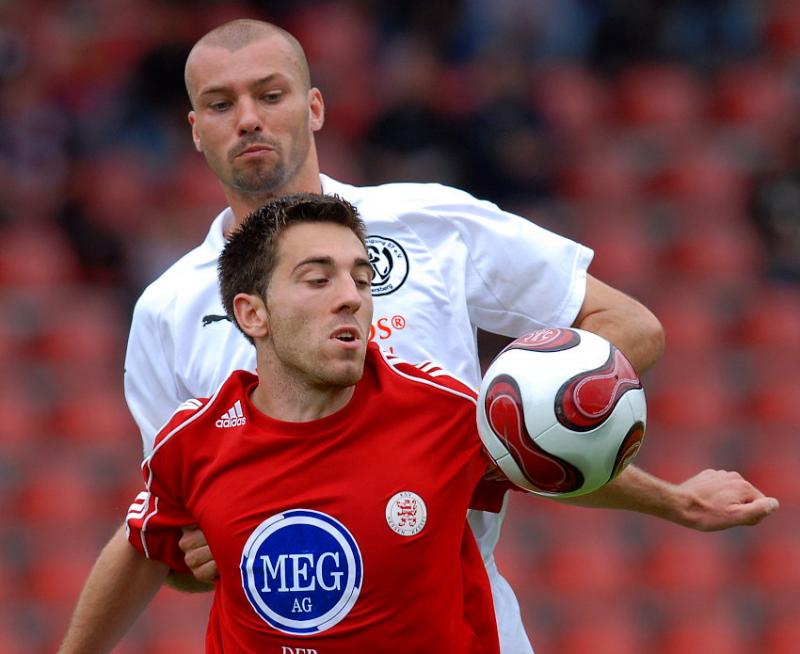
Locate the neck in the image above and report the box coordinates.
[225,169,323,233]
[250,355,356,423]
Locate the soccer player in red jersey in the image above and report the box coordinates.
[59,193,512,653]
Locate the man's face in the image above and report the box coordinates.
[186,35,323,197]
[264,222,373,389]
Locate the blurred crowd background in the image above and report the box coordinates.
[1,0,799,652]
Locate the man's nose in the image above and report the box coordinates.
[236,97,263,135]
[334,277,363,313]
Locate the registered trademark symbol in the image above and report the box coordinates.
[392,315,406,329]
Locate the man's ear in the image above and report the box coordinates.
[188,111,202,152]
[232,293,269,339]
[308,87,325,132]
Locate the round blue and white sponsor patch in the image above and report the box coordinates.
[240,509,363,635]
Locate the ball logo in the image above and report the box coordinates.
[485,374,584,494]
[502,328,581,354]
[366,236,409,296]
[555,348,642,432]
[385,491,427,536]
[240,509,363,635]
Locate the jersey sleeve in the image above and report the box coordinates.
[125,488,193,574]
[470,475,515,513]
[438,190,594,334]
[124,291,181,456]
[124,401,204,574]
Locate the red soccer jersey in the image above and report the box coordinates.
[126,344,509,653]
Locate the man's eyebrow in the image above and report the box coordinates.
[293,256,374,274]
[293,256,335,272]
[354,258,373,276]
[198,73,286,98]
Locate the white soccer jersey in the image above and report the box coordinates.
[123,174,593,654]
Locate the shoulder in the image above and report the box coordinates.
[133,247,214,320]
[368,345,478,405]
[132,208,229,321]
[148,369,255,458]
[322,175,488,215]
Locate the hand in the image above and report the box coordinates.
[675,469,779,531]
[179,525,218,583]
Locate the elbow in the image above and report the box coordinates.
[638,308,666,373]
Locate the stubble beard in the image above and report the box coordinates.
[231,159,289,196]
[227,127,311,197]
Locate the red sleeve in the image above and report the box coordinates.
[125,401,205,574]
[125,488,193,574]
[469,476,515,513]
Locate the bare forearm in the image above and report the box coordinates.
[559,465,683,521]
[558,465,779,531]
[59,525,168,654]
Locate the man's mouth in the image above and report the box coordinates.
[331,328,359,343]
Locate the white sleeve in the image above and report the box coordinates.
[440,193,593,336]
[124,293,180,456]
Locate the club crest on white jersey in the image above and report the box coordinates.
[366,235,409,296]
[240,509,363,635]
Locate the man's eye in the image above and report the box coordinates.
[209,101,231,112]
[262,92,282,103]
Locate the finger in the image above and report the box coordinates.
[178,526,206,551]
[192,560,219,584]
[184,545,214,569]
[737,496,780,525]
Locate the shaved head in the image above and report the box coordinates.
[185,19,311,106]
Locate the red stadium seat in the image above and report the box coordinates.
[757,614,800,654]
[534,65,612,145]
[662,221,763,288]
[713,64,793,133]
[543,526,634,599]
[740,431,800,503]
[558,144,643,205]
[765,3,800,59]
[0,378,44,450]
[657,605,750,654]
[18,456,99,526]
[0,225,80,287]
[744,529,800,595]
[34,289,125,365]
[557,604,649,654]
[144,589,213,654]
[747,376,800,426]
[653,142,747,207]
[615,64,707,137]
[648,289,724,355]
[646,368,736,434]
[641,531,732,597]
[27,549,96,610]
[575,205,657,291]
[49,381,137,444]
[737,287,800,352]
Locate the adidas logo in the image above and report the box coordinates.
[216,400,246,428]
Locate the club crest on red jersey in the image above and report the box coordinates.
[240,509,363,635]
[385,491,427,537]
[366,235,409,296]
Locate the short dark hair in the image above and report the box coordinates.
[218,193,367,343]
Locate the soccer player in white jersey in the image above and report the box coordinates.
[112,18,777,654]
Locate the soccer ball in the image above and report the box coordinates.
[477,327,646,497]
